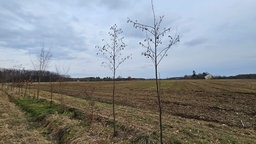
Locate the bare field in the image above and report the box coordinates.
[41,79,256,128]
[2,79,256,143]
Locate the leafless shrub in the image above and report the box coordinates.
[32,44,52,99]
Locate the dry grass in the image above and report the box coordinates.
[3,89,135,143]
[3,79,256,143]
[37,81,256,143]
[0,90,51,144]
[40,80,256,128]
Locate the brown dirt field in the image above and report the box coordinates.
[36,80,256,143]
[6,79,256,143]
[0,90,51,144]
[40,79,256,128]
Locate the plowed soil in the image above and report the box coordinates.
[40,79,256,128]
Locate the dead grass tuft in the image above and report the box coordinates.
[43,114,80,143]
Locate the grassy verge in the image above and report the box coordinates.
[0,90,51,144]
[9,96,145,143]
[11,97,89,125]
[12,98,59,122]
[10,97,88,143]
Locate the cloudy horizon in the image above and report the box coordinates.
[0,0,255,78]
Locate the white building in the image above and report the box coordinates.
[205,74,213,80]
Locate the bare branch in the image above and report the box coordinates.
[96,24,131,72]
[116,54,132,70]
[127,18,155,35]
[157,34,179,65]
[157,27,170,39]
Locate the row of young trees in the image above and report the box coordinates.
[1,0,179,143]
[96,0,179,143]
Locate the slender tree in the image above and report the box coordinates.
[96,24,131,136]
[55,66,69,107]
[32,45,52,99]
[50,73,53,106]
[13,65,24,96]
[128,0,179,143]
[83,87,96,125]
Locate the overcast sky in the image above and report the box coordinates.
[0,0,255,78]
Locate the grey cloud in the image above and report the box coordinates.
[76,0,132,10]
[98,0,132,10]
[1,0,255,77]
[185,38,208,47]
[0,1,87,58]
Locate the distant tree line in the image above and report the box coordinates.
[214,74,256,79]
[72,76,145,82]
[168,71,256,80]
[0,68,147,83]
[0,68,67,83]
[1,68,255,83]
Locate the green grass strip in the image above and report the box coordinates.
[13,98,60,122]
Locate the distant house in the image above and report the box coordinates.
[205,74,213,80]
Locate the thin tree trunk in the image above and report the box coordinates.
[19,85,21,96]
[24,82,28,98]
[59,81,62,104]
[28,83,30,98]
[112,33,117,137]
[155,64,163,144]
[37,75,41,99]
[154,9,163,141]
[50,75,53,106]
[112,69,117,136]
